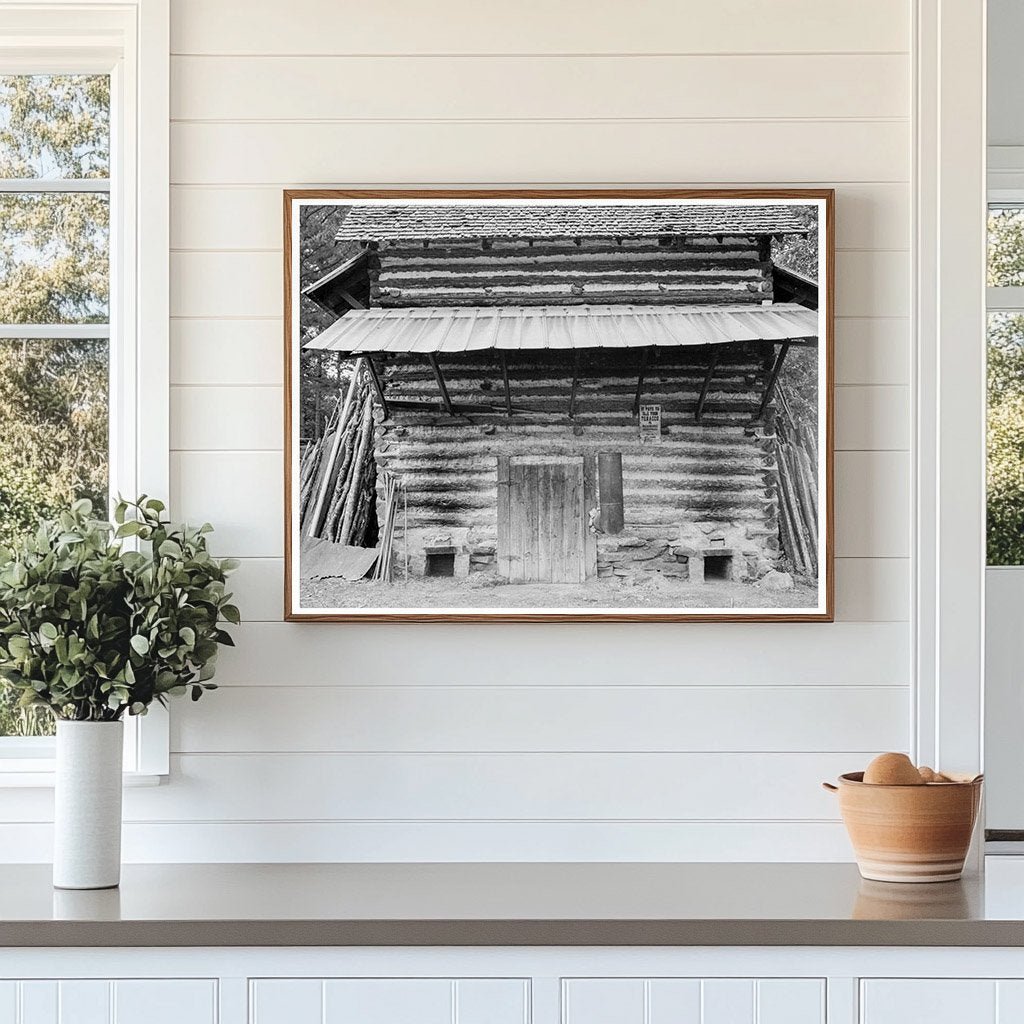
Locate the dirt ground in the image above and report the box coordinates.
[299,569,819,612]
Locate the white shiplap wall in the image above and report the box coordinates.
[3,0,915,862]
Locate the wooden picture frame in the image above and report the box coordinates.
[284,189,834,622]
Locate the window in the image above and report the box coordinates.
[0,74,111,739]
[0,4,169,778]
[985,201,1024,839]
[987,206,1024,565]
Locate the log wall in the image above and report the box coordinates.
[374,346,783,580]
[370,236,773,308]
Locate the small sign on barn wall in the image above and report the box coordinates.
[639,404,662,444]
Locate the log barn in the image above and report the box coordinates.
[303,203,819,590]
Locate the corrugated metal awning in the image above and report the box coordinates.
[304,304,818,355]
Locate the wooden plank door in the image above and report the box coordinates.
[498,459,593,583]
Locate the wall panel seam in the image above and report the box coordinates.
[169,182,913,189]
[25,816,852,824]
[169,116,913,126]
[168,246,911,254]
[171,50,914,60]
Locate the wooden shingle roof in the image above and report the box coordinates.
[334,203,810,243]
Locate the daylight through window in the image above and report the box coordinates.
[0,75,111,737]
[987,206,1024,566]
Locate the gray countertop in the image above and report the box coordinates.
[4,861,1024,947]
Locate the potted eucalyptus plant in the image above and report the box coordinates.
[0,497,239,889]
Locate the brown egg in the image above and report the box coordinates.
[933,771,966,783]
[863,752,925,786]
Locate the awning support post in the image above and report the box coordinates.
[695,349,721,424]
[427,354,455,416]
[498,351,512,418]
[364,355,390,419]
[633,347,650,417]
[754,341,791,422]
[568,350,582,419]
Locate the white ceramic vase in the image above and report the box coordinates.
[53,720,124,890]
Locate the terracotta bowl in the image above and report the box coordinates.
[823,772,983,883]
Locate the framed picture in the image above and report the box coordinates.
[284,189,834,622]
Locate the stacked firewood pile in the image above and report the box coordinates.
[299,357,379,547]
[773,382,818,577]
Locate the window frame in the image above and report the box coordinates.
[982,194,1024,837]
[984,201,1024,585]
[913,0,986,813]
[987,199,1024,312]
[0,0,169,782]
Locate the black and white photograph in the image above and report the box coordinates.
[286,191,833,621]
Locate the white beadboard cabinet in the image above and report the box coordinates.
[860,980,1024,1023]
[250,979,530,1024]
[6,950,1024,1024]
[561,978,825,1024]
[0,979,217,1024]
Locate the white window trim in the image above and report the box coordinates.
[983,190,1024,839]
[913,0,987,807]
[988,285,1024,310]
[0,0,169,783]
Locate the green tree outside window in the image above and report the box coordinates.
[0,75,110,736]
[988,209,1024,565]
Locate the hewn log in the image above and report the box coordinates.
[339,399,375,545]
[400,504,771,529]
[776,442,812,573]
[306,360,362,538]
[323,413,361,539]
[377,268,765,288]
[384,241,761,260]
[796,445,819,521]
[377,287,764,308]
[775,477,798,574]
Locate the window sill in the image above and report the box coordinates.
[0,767,164,788]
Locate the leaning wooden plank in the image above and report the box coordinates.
[496,456,511,578]
[776,480,799,578]
[777,444,811,574]
[773,443,799,573]
[307,358,363,538]
[339,398,376,545]
[795,445,819,521]
[300,537,379,581]
[386,478,401,579]
[374,473,398,583]
[791,449,817,573]
[583,455,598,579]
[323,424,357,541]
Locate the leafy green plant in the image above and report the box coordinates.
[0,497,239,722]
